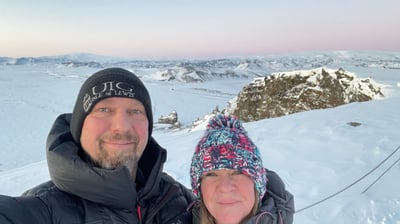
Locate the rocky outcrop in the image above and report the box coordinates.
[158,111,178,124]
[229,68,384,122]
[157,111,181,129]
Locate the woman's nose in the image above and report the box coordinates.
[217,176,236,192]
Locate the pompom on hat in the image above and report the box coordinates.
[190,114,267,202]
[70,67,153,144]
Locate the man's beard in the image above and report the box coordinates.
[90,132,140,177]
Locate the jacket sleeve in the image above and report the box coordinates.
[0,195,51,224]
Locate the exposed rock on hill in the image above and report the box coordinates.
[228,67,384,122]
[157,111,181,129]
[158,111,178,124]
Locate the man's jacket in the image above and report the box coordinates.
[0,113,194,224]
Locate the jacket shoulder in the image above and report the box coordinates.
[161,172,195,201]
[23,180,84,210]
[263,169,295,224]
[22,181,86,223]
[155,173,195,223]
[0,181,59,224]
[0,194,52,224]
[22,180,58,196]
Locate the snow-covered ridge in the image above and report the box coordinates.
[1,51,399,83]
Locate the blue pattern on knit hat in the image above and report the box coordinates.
[190,114,267,202]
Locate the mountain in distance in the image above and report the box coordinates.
[1,51,399,83]
[1,50,396,128]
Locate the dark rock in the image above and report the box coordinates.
[230,68,384,122]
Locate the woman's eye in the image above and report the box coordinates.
[203,172,217,177]
[232,170,243,175]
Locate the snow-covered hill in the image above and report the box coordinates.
[0,51,400,223]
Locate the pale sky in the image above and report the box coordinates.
[1,0,399,59]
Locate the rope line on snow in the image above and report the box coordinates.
[362,155,400,194]
[295,144,400,214]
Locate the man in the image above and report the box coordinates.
[0,67,195,223]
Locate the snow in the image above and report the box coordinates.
[1,55,400,223]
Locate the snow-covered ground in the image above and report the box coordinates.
[0,56,400,223]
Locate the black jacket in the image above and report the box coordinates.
[0,113,195,224]
[190,169,294,224]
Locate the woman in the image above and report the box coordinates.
[189,114,294,224]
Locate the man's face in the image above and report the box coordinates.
[80,97,149,172]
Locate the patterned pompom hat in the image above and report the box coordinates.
[190,114,267,202]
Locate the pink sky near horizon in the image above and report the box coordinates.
[1,0,399,59]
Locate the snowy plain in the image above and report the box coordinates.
[0,53,400,223]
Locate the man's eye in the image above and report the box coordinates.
[130,109,142,114]
[129,109,147,119]
[98,108,109,113]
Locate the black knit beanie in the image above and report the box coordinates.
[70,67,153,144]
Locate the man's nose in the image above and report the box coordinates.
[110,111,131,132]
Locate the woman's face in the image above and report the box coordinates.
[200,169,256,224]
